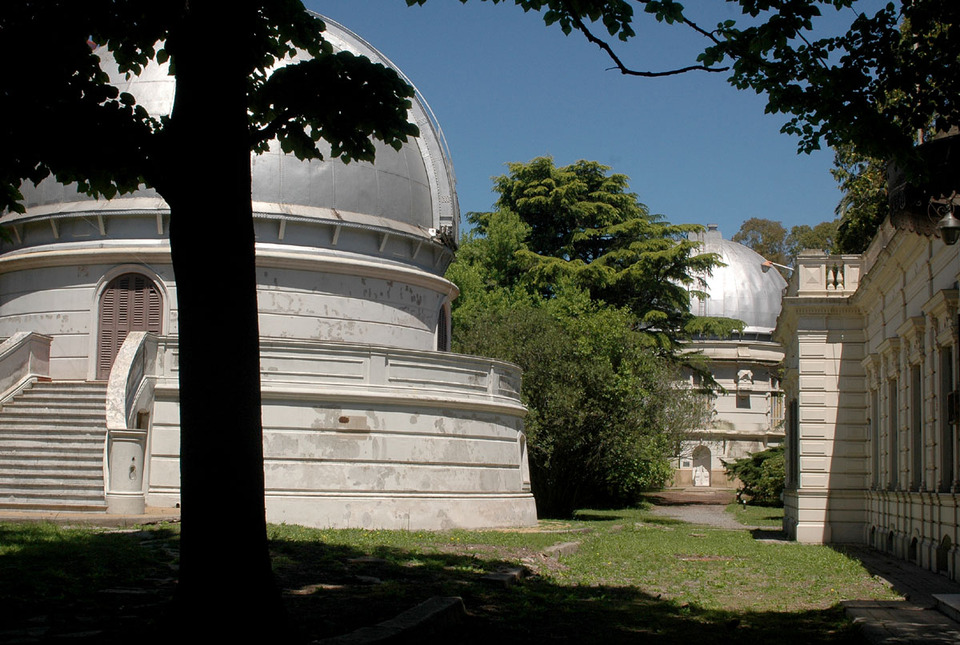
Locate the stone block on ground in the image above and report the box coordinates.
[543,541,580,558]
[316,596,466,644]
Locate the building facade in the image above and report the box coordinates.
[674,225,787,488]
[777,217,960,578]
[0,16,537,529]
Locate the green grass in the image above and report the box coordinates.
[0,509,897,644]
[725,502,785,528]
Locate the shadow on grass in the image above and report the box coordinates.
[0,522,870,644]
[569,512,628,522]
[750,528,788,541]
[0,522,179,643]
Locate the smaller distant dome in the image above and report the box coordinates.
[690,225,787,333]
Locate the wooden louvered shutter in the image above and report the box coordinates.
[97,273,162,380]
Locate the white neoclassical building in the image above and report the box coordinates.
[0,16,537,530]
[674,225,787,488]
[777,135,960,579]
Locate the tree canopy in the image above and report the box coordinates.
[731,218,790,266]
[467,157,739,350]
[1,1,417,214]
[733,216,840,267]
[447,159,718,514]
[831,145,892,253]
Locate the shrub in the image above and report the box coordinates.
[453,287,700,517]
[724,445,785,507]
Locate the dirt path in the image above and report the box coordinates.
[646,503,758,530]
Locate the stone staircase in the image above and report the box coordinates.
[0,381,108,512]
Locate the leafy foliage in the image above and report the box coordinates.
[724,445,785,507]
[732,217,789,266]
[786,220,840,257]
[0,1,418,214]
[447,159,724,516]
[704,0,960,171]
[831,145,890,253]
[469,157,739,352]
[453,287,707,516]
[733,216,840,268]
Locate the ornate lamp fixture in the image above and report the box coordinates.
[934,196,960,246]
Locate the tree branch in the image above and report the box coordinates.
[563,3,729,77]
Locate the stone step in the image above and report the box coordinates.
[0,486,103,504]
[12,385,107,395]
[0,421,106,432]
[0,454,104,467]
[0,429,105,440]
[933,594,960,623]
[0,439,104,451]
[0,381,109,510]
[0,407,105,420]
[0,479,104,493]
[0,456,103,477]
[5,398,108,410]
[15,388,107,400]
[0,480,103,493]
[0,469,102,482]
[0,498,106,510]
[0,423,105,434]
[25,380,106,389]
[0,500,108,512]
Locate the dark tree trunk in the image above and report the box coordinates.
[162,2,286,638]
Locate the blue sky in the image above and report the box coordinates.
[307,0,867,240]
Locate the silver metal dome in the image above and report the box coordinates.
[17,13,458,240]
[690,225,787,333]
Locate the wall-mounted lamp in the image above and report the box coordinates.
[938,208,960,246]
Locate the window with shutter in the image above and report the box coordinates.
[97,273,162,380]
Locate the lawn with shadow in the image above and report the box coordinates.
[0,507,898,643]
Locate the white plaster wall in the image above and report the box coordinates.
[0,262,176,380]
[257,267,447,350]
[143,340,537,529]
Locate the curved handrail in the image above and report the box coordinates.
[0,331,52,403]
[104,331,158,514]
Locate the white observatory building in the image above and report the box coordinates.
[0,16,537,529]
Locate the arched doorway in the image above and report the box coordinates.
[692,445,712,487]
[97,273,162,380]
[938,535,952,574]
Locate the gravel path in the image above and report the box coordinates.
[646,503,758,530]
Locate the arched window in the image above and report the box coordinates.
[97,273,162,380]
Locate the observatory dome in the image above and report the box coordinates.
[690,225,787,333]
[17,14,457,240]
[0,13,537,530]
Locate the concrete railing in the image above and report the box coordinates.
[255,338,524,411]
[788,251,862,298]
[104,331,158,514]
[152,336,525,412]
[0,332,51,404]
